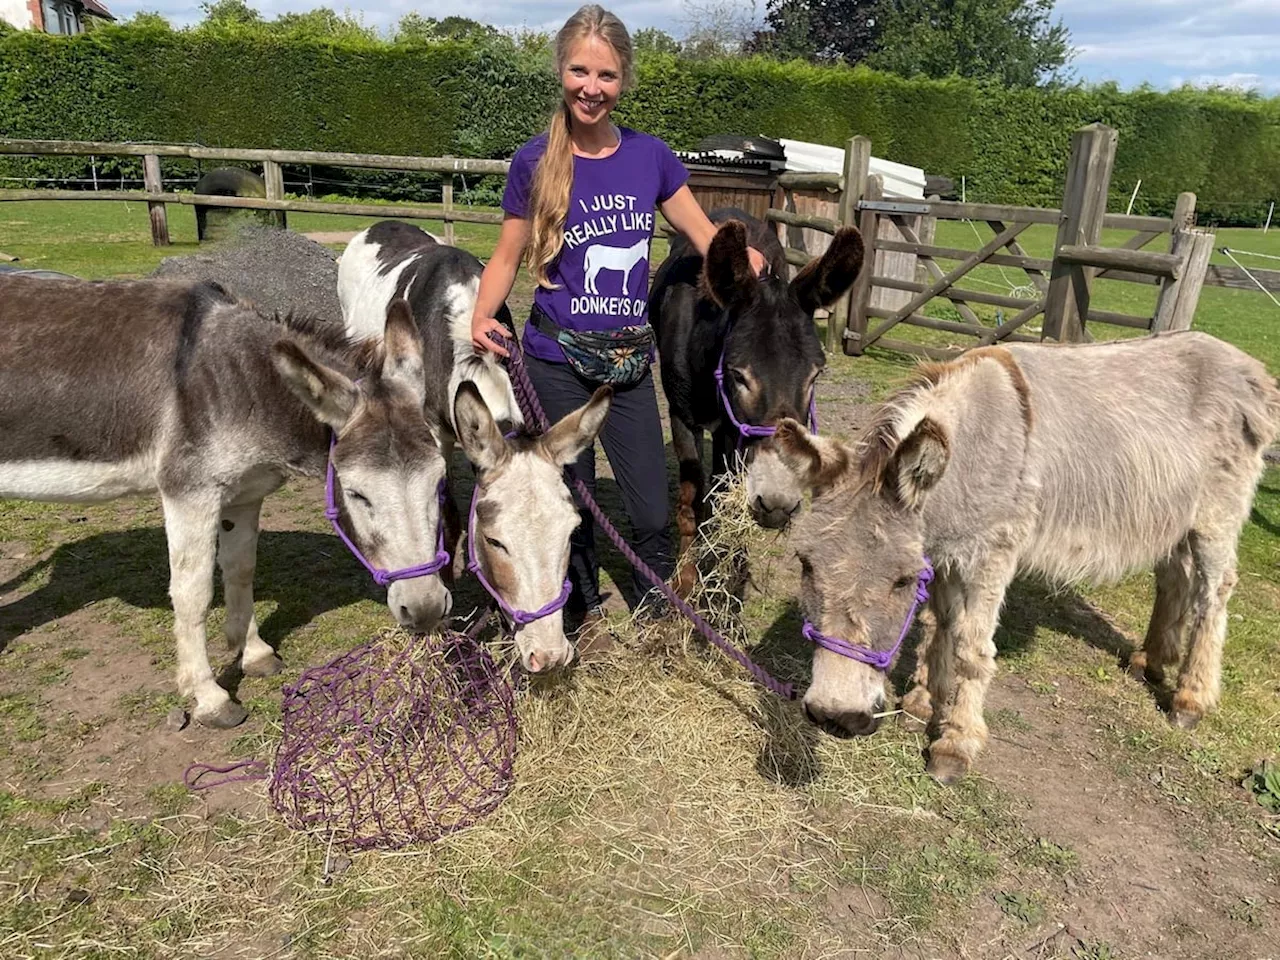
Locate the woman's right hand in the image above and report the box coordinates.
[472,314,513,358]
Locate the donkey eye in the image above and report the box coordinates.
[892,575,915,591]
[730,370,749,388]
[484,537,507,553]
[347,491,371,507]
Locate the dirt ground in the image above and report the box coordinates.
[2,233,1278,958]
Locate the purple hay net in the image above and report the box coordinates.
[267,630,518,850]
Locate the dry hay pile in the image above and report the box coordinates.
[269,629,519,850]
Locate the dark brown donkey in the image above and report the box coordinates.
[0,275,451,727]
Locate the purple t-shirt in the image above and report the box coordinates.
[503,127,689,363]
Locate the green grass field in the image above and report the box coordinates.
[1,199,1278,958]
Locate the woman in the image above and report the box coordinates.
[471,4,767,633]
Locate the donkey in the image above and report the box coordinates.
[774,333,1280,784]
[338,220,522,432]
[583,237,649,295]
[0,274,452,728]
[649,210,864,593]
[338,221,609,672]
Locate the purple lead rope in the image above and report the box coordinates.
[496,333,796,700]
[802,559,934,671]
[324,432,452,585]
[713,349,818,447]
[466,482,573,627]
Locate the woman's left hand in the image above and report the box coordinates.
[747,246,769,278]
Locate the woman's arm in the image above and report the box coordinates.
[659,185,768,276]
[471,214,532,357]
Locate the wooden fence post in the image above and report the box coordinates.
[845,174,881,356]
[142,153,170,247]
[1157,192,1192,335]
[262,159,286,230]
[1042,124,1118,342]
[441,164,456,247]
[829,135,871,354]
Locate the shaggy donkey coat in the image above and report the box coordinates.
[777,333,1280,784]
[0,275,449,727]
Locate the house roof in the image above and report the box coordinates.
[81,0,116,19]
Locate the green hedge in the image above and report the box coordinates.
[2,28,1277,224]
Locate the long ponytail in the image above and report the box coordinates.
[525,5,634,289]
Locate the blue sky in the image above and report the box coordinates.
[102,0,1280,94]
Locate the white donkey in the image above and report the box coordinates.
[775,333,1279,784]
[584,238,649,295]
[337,221,612,673]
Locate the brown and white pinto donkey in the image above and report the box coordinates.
[773,333,1280,784]
[338,221,611,673]
[648,209,864,594]
[0,274,455,727]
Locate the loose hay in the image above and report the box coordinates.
[269,629,518,850]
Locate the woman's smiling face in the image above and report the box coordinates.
[561,34,623,129]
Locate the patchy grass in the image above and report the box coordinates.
[0,201,1278,956]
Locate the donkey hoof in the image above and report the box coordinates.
[1170,709,1202,731]
[195,700,249,729]
[1127,654,1164,686]
[242,653,284,678]
[899,689,933,729]
[925,752,970,786]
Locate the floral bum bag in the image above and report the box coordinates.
[530,307,654,387]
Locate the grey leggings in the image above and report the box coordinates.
[523,353,673,610]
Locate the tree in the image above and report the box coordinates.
[271,8,375,41]
[867,0,1072,86]
[197,0,262,28]
[634,27,682,56]
[749,0,878,63]
[750,0,1072,86]
[122,10,173,29]
[392,13,498,44]
[679,0,763,58]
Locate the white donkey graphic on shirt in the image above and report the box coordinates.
[582,238,649,295]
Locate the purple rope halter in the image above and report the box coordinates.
[494,331,796,700]
[802,558,934,671]
[713,348,819,448]
[324,432,451,586]
[466,482,573,628]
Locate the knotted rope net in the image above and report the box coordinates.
[266,627,518,850]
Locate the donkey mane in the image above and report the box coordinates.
[851,347,1035,492]
[266,309,386,374]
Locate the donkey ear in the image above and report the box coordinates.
[886,417,949,510]
[541,386,612,466]
[773,418,851,496]
[382,299,426,406]
[790,226,865,315]
[701,219,757,308]
[273,341,360,430]
[453,381,510,474]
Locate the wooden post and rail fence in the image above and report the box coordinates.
[2,129,1277,360]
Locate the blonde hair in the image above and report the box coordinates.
[526,5,635,288]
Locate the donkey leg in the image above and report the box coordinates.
[671,418,704,599]
[926,570,1012,785]
[915,573,964,733]
[163,495,247,728]
[900,608,939,729]
[1171,530,1241,729]
[1129,538,1194,686]
[218,499,281,679]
